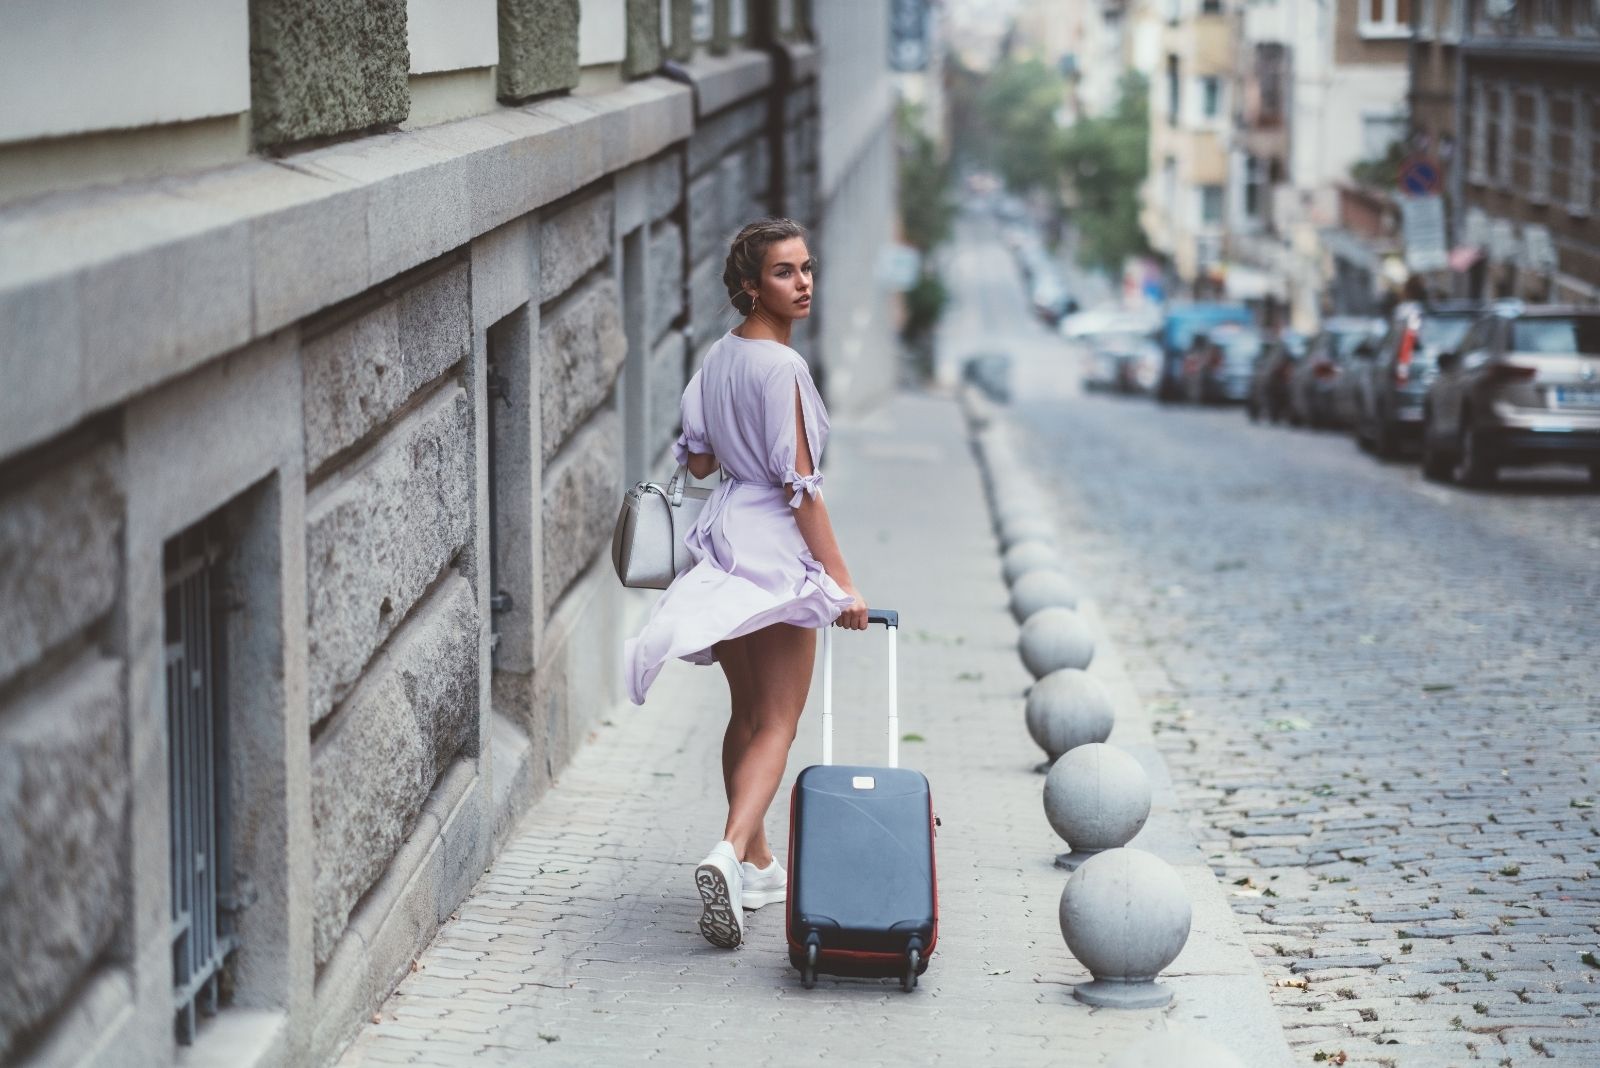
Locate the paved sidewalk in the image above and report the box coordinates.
[337,391,1288,1066]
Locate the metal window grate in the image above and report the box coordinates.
[164,519,235,1045]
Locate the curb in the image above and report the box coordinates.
[958,385,1295,1068]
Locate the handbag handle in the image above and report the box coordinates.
[665,463,689,506]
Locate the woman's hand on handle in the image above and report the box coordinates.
[835,586,868,631]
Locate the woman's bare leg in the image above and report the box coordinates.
[714,637,774,867]
[720,623,816,863]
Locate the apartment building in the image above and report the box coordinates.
[0,2,893,1064]
[1142,0,1236,296]
[1452,0,1600,302]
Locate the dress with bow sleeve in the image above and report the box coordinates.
[623,332,853,705]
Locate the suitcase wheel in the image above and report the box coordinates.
[902,948,920,993]
[801,941,818,989]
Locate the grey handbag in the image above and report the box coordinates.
[611,464,711,589]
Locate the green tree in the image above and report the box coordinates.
[895,104,954,347]
[978,58,1066,193]
[1058,72,1150,271]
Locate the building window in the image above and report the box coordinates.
[1201,76,1222,120]
[165,516,236,1044]
[1201,0,1223,13]
[1532,0,1559,34]
[1200,184,1225,225]
[1166,55,1181,124]
[1361,0,1413,37]
[1419,0,1437,37]
[1468,79,1489,185]
[1551,90,1576,208]
[1244,155,1265,220]
[1497,82,1515,188]
[1530,87,1551,203]
[1576,92,1598,216]
[1578,0,1600,35]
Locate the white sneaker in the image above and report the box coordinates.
[694,842,745,948]
[740,859,787,910]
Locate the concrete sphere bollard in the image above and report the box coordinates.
[993,496,1045,537]
[1010,569,1079,624]
[1000,515,1056,551]
[1059,848,1192,1008]
[1018,606,1095,678]
[1107,1034,1246,1068]
[1043,742,1150,868]
[1026,670,1114,764]
[1002,541,1062,586]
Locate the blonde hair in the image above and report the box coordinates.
[722,217,810,316]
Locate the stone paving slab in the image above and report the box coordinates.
[336,392,1289,1066]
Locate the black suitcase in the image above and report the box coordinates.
[786,609,939,992]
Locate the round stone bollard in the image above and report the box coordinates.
[1059,848,1192,1009]
[1009,568,1078,624]
[1001,541,1061,586]
[1018,606,1094,678]
[1043,742,1150,867]
[1000,515,1056,551]
[1026,669,1113,767]
[993,497,1045,538]
[1107,1033,1246,1068]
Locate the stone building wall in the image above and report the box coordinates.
[0,2,864,1065]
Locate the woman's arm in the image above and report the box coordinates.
[685,451,719,480]
[785,389,868,630]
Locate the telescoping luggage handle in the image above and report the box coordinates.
[820,609,900,769]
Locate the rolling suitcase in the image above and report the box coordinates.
[786,609,939,992]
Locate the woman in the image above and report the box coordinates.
[624,217,868,950]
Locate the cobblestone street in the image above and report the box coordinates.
[989,238,1600,1061]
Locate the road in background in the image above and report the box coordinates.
[946,213,1600,1066]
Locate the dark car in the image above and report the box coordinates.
[1182,324,1263,403]
[1349,301,1481,457]
[1247,332,1308,423]
[1155,303,1254,402]
[1287,317,1386,427]
[1421,304,1600,485]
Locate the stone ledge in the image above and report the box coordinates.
[773,40,818,87]
[671,49,774,118]
[0,77,692,460]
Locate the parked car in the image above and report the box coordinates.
[1286,317,1386,427]
[1246,332,1308,423]
[1085,331,1162,394]
[1182,323,1263,403]
[1156,303,1254,402]
[1420,304,1600,486]
[1348,301,1481,457]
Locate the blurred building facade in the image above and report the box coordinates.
[1445,0,1600,303]
[1134,0,1408,326]
[1140,0,1236,296]
[0,1,893,1064]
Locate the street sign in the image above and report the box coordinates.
[1398,156,1443,197]
[1401,195,1449,273]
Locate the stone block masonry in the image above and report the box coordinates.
[0,26,826,1066]
[0,441,122,686]
[305,386,474,726]
[541,410,622,611]
[249,0,411,148]
[302,260,472,475]
[0,657,126,1057]
[311,575,479,965]
[539,277,627,466]
[498,0,581,102]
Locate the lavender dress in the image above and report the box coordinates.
[624,332,853,705]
